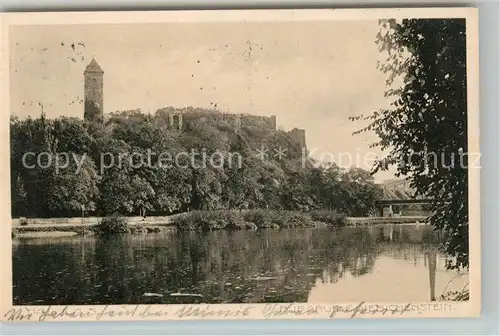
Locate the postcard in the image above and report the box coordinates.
[1,8,480,322]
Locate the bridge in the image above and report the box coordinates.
[375,179,432,217]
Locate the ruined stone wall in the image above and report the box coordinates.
[207,113,276,130]
[153,108,306,149]
[155,108,276,131]
[287,128,307,149]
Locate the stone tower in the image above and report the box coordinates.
[84,58,104,122]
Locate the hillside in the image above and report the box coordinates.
[10,110,381,218]
[378,178,418,200]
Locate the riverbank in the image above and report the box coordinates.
[174,209,345,231]
[12,214,186,227]
[345,216,428,226]
[12,214,183,238]
[12,223,177,238]
[12,210,341,238]
[12,210,428,238]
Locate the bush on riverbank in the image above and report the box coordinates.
[175,210,253,231]
[95,214,128,235]
[309,210,345,226]
[12,225,92,238]
[175,209,345,231]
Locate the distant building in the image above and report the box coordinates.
[83,58,104,122]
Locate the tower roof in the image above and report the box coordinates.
[84,58,104,74]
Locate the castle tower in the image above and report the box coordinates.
[84,58,104,122]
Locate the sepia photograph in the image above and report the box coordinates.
[1,8,480,321]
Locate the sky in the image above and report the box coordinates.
[9,21,397,181]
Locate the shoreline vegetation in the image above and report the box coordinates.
[10,109,384,227]
[12,210,428,238]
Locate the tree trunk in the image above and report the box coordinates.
[428,250,437,301]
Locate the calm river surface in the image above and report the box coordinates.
[12,225,468,305]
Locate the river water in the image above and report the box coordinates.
[12,225,468,305]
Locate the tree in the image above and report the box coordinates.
[312,162,343,211]
[351,19,468,269]
[99,153,156,215]
[51,117,93,154]
[223,156,262,209]
[143,163,192,213]
[341,168,382,216]
[99,167,135,215]
[129,175,155,216]
[190,167,225,211]
[280,160,317,212]
[10,115,99,217]
[45,154,100,215]
[11,109,382,219]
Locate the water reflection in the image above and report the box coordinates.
[12,225,468,305]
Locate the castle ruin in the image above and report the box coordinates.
[83,59,306,148]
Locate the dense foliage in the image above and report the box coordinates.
[352,19,469,269]
[95,214,128,235]
[11,108,382,218]
[175,209,345,231]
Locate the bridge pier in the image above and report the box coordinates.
[377,206,384,217]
